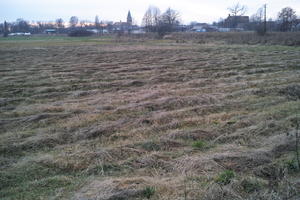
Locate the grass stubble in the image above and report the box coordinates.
[0,35,300,199]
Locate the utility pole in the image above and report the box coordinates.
[263,4,267,34]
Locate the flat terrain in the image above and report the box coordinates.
[0,36,300,199]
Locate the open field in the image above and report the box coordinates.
[170,32,300,46]
[0,35,300,199]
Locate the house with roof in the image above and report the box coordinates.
[44,29,56,34]
[224,15,249,29]
[113,11,134,33]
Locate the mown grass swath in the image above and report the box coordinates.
[0,34,300,199]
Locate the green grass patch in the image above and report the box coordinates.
[142,186,155,199]
[192,140,209,150]
[284,158,300,173]
[0,35,116,47]
[0,161,85,200]
[241,177,263,193]
[140,141,161,151]
[215,170,235,185]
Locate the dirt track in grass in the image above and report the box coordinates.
[0,37,300,199]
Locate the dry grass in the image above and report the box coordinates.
[169,32,300,46]
[0,36,300,199]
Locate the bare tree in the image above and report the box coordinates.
[95,15,100,29]
[142,6,161,32]
[157,8,180,36]
[252,5,267,35]
[3,21,8,37]
[95,15,102,35]
[69,16,79,28]
[228,3,247,16]
[161,8,180,27]
[80,20,87,28]
[142,7,154,31]
[278,7,297,32]
[251,7,264,23]
[153,7,161,30]
[15,19,30,32]
[56,18,64,28]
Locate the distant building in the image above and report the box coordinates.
[86,29,100,34]
[113,11,134,33]
[127,11,133,25]
[218,28,231,32]
[132,29,146,34]
[224,15,249,29]
[190,23,218,32]
[217,27,244,32]
[113,22,130,33]
[44,29,56,34]
[8,32,31,36]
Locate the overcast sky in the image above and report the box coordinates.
[1,0,299,24]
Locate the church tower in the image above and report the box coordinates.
[127,11,132,25]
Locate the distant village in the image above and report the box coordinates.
[1,4,300,36]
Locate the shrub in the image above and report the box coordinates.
[142,186,155,199]
[140,141,161,151]
[192,140,208,150]
[68,30,93,37]
[241,177,263,193]
[255,25,267,36]
[285,159,299,173]
[215,170,235,185]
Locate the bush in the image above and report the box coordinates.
[192,140,208,150]
[139,141,161,151]
[68,30,93,37]
[142,186,155,199]
[285,159,299,173]
[215,170,235,185]
[255,25,267,36]
[241,177,263,193]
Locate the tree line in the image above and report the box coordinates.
[0,16,113,35]
[1,3,299,36]
[142,6,181,36]
[142,4,299,33]
[216,4,299,32]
